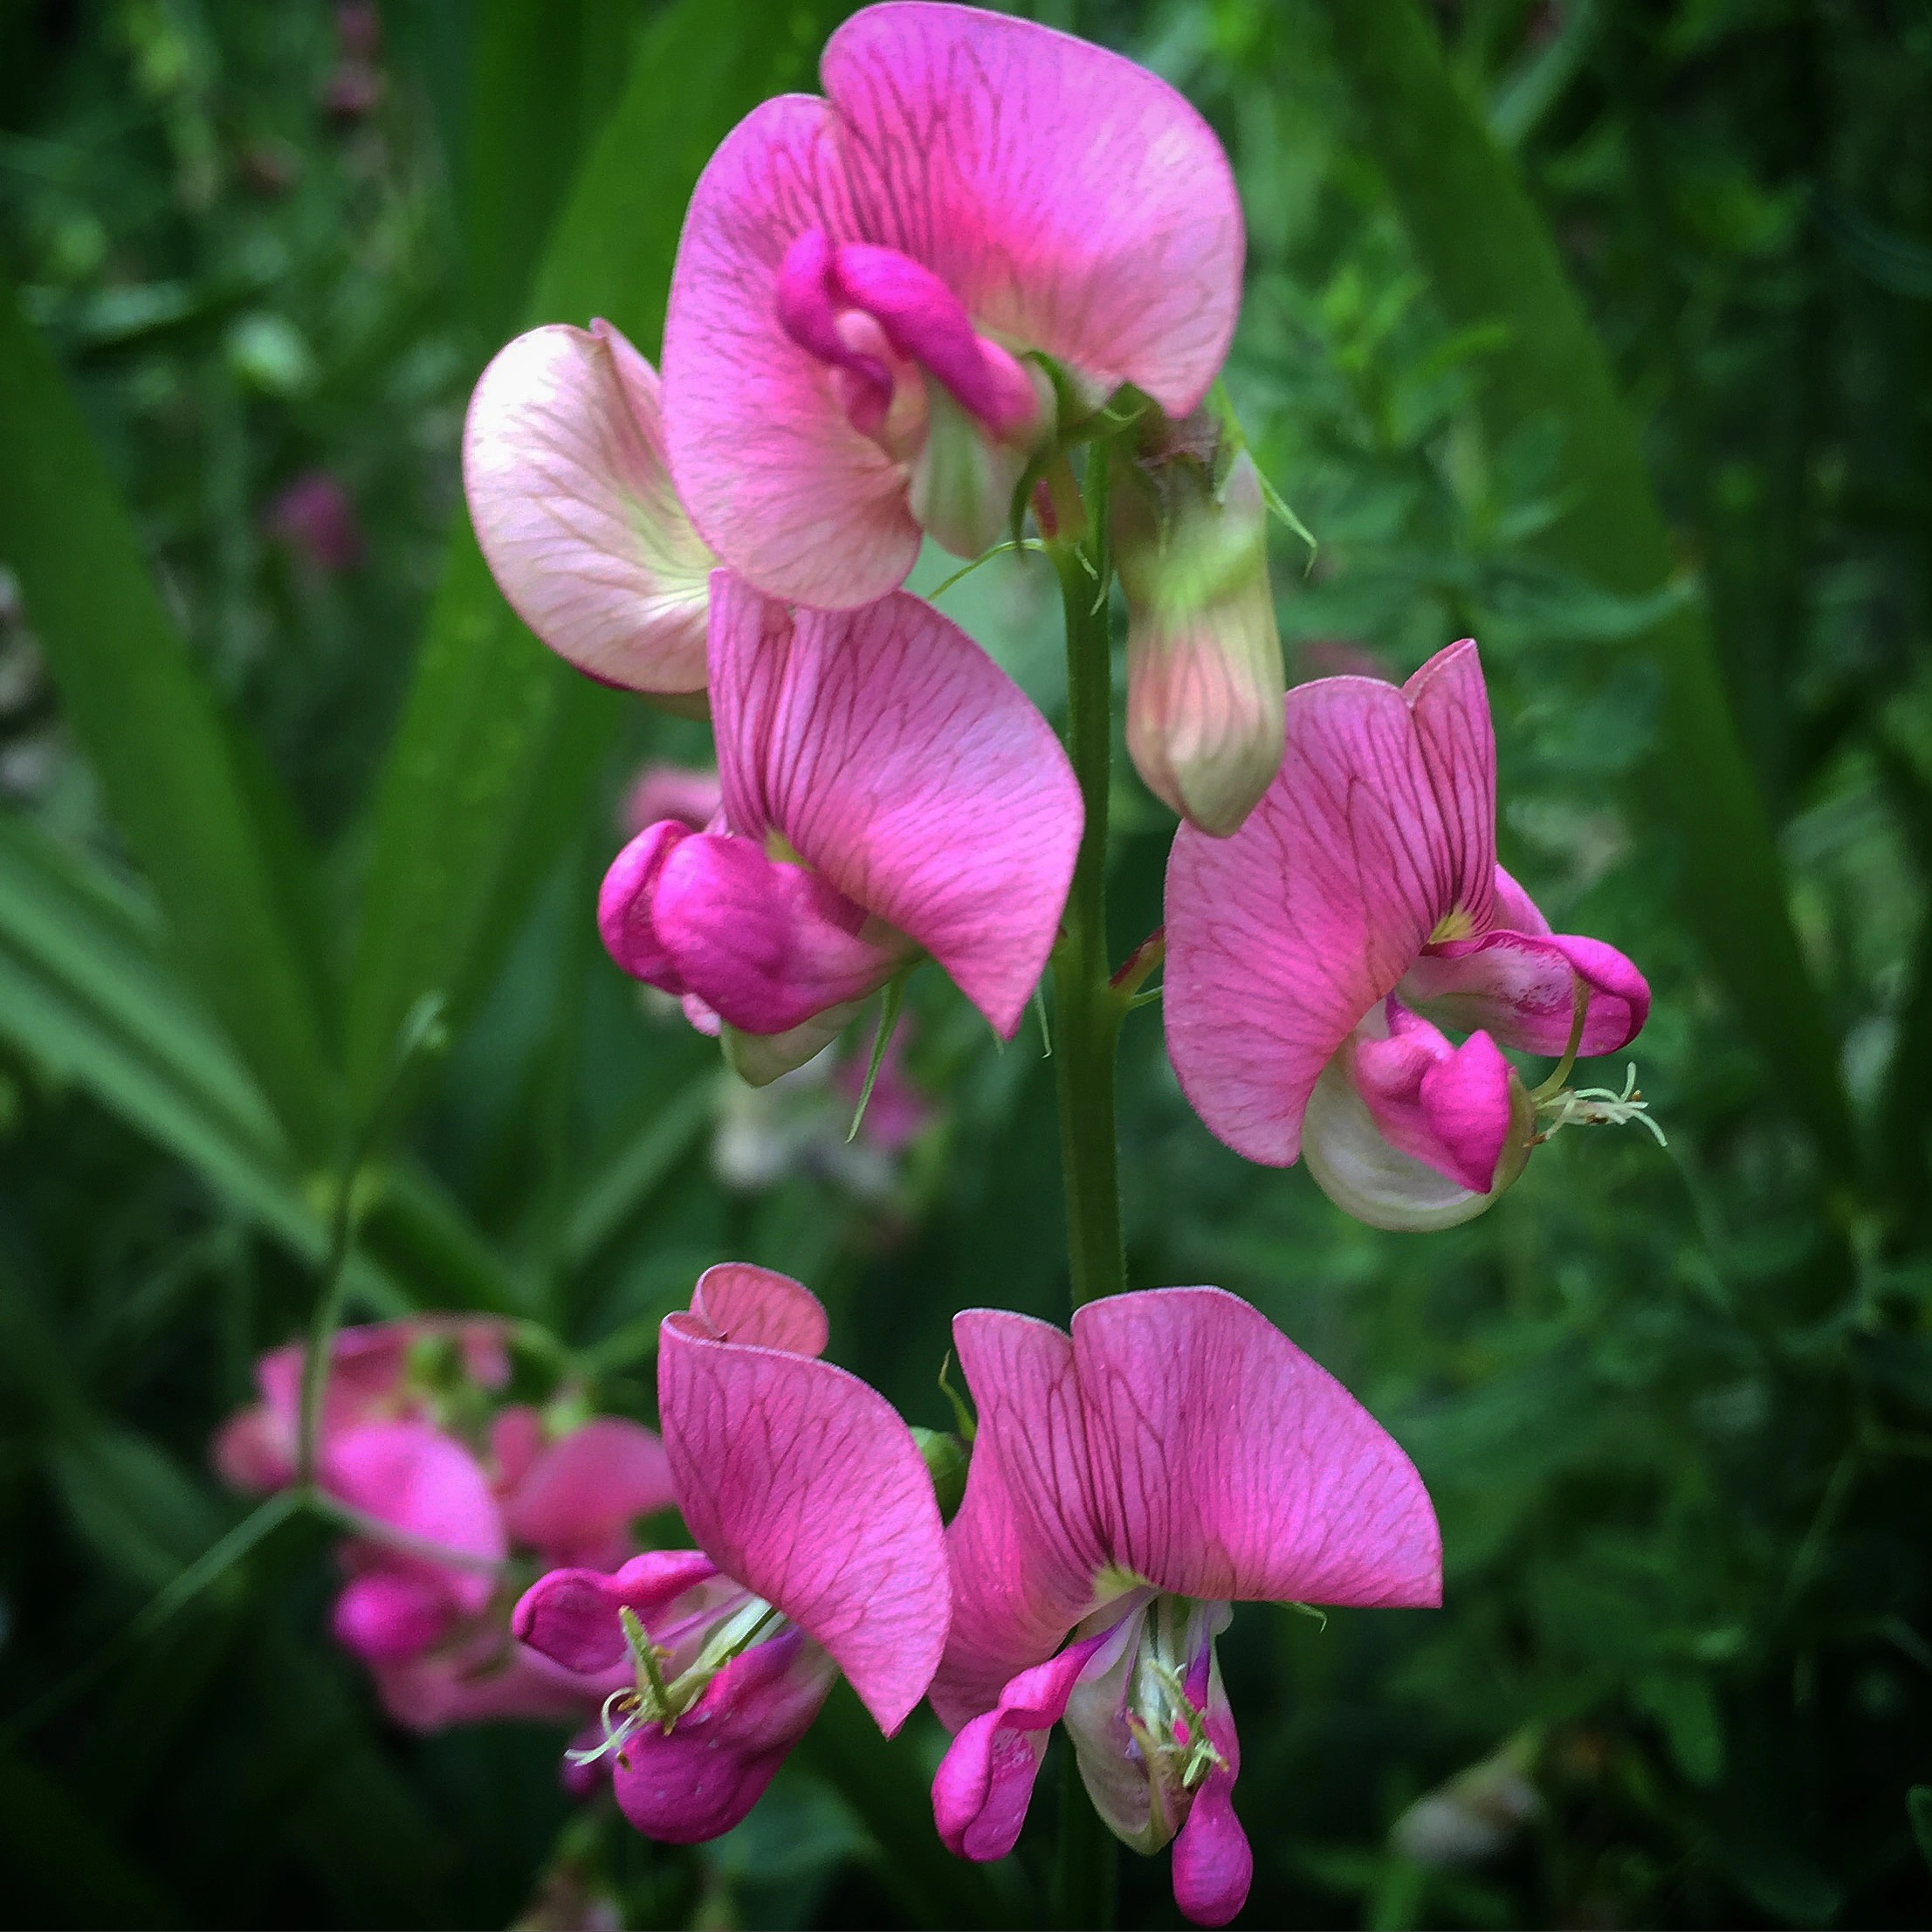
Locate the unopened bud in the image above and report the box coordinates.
[911,1424,969,1521]
[1114,439,1284,837]
[1391,1731,1541,1866]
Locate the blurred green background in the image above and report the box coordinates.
[2,0,1930,1924]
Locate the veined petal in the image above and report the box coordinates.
[511,1549,727,1675]
[1402,930,1650,1057]
[657,1296,950,1734]
[819,5,1241,415]
[1069,1288,1441,1610]
[932,1624,1120,1860]
[464,322,712,694]
[1164,641,1496,1165]
[664,95,922,610]
[501,1418,677,1571]
[707,576,1082,1039]
[1348,1005,1514,1195]
[930,1310,1115,1731]
[650,830,904,1035]
[687,1262,831,1356]
[663,7,1241,607]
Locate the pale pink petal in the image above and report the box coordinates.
[650,831,904,1032]
[686,1262,830,1357]
[1165,643,1496,1165]
[322,1421,507,1619]
[512,1550,725,1675]
[1402,930,1650,1056]
[657,1310,951,1733]
[664,8,1241,607]
[464,321,712,694]
[932,1626,1117,1860]
[1348,1006,1514,1194]
[1069,1288,1441,1609]
[709,575,1082,1038]
[503,1419,677,1571]
[929,1311,1113,1731]
[609,1627,836,1843]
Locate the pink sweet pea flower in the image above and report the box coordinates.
[618,761,723,839]
[662,2,1244,608]
[598,571,1082,1083]
[464,320,716,702]
[929,1287,1440,1928]
[512,1264,950,1843]
[214,1323,679,1734]
[1164,640,1652,1230]
[212,1316,511,1492]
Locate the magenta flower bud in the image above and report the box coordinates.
[1115,443,1283,837]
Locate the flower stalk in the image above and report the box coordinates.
[1049,449,1127,1315]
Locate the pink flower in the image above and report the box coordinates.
[598,572,1082,1084]
[213,1323,677,1733]
[265,470,364,573]
[661,3,1244,608]
[1164,640,1651,1229]
[928,1287,1440,1928]
[618,762,722,839]
[512,1264,951,1843]
[464,320,715,702]
[212,1316,511,1492]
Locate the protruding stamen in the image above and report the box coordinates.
[1534,1063,1667,1148]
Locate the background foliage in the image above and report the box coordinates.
[1,0,1929,1924]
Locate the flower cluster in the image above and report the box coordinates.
[234,5,1671,1923]
[216,1318,675,1730]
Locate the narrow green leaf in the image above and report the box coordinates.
[346,0,847,1121]
[1319,0,1857,1177]
[0,814,412,1314]
[0,286,339,1158]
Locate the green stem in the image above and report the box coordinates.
[1049,485,1126,1314]
[1045,453,1124,1930]
[296,1155,362,1487]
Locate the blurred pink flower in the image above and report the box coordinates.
[928,1287,1440,1927]
[661,3,1245,608]
[513,1264,950,1842]
[214,1321,677,1733]
[1164,640,1650,1230]
[619,761,721,839]
[265,470,364,573]
[599,572,1080,1084]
